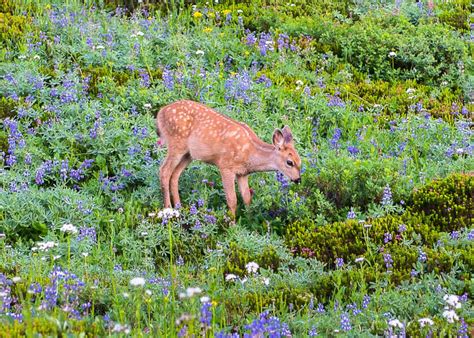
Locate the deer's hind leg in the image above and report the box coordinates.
[159,148,187,209]
[170,153,192,207]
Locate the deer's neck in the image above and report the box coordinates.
[248,142,278,173]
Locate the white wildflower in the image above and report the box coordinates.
[140,231,148,237]
[158,208,180,220]
[82,252,89,257]
[225,274,238,282]
[96,45,105,50]
[185,287,202,297]
[130,277,146,287]
[143,103,152,110]
[442,309,459,323]
[295,80,304,86]
[388,51,397,58]
[60,223,78,235]
[53,255,61,260]
[195,50,205,56]
[443,294,461,309]
[12,277,21,283]
[418,318,434,327]
[406,88,415,94]
[33,55,40,60]
[122,292,129,298]
[200,296,210,303]
[36,241,57,252]
[262,277,270,286]
[18,55,26,60]
[145,289,152,296]
[245,261,259,274]
[388,319,404,328]
[355,257,365,263]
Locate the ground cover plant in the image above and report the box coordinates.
[0,0,473,336]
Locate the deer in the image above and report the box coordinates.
[155,99,302,217]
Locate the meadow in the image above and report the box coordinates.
[0,0,473,336]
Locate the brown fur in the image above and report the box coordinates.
[156,100,301,216]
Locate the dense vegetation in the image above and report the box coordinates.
[0,0,473,336]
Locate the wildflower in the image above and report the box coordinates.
[12,277,21,283]
[388,51,397,58]
[384,232,392,243]
[245,262,259,274]
[388,319,404,328]
[262,277,270,286]
[381,184,393,206]
[225,274,237,282]
[157,208,180,220]
[442,309,459,323]
[336,258,344,268]
[418,318,434,327]
[316,303,325,313]
[185,287,202,297]
[418,250,427,263]
[443,294,461,309]
[200,300,212,327]
[450,231,459,240]
[383,253,393,269]
[340,313,351,331]
[309,326,318,336]
[195,50,205,56]
[130,277,146,287]
[193,11,203,18]
[398,224,407,233]
[459,318,468,337]
[362,295,370,309]
[143,103,152,110]
[60,223,78,235]
[355,257,365,263]
[347,208,356,219]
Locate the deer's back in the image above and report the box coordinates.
[156,100,261,168]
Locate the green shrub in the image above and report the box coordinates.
[0,12,31,47]
[409,173,473,232]
[225,241,281,276]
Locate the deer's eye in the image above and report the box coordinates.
[286,160,294,167]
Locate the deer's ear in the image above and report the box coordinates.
[272,129,284,148]
[282,125,293,144]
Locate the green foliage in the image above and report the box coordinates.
[0,12,31,47]
[409,173,474,231]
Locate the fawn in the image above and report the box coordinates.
[156,100,301,216]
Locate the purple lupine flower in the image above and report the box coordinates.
[458,318,468,338]
[277,33,289,51]
[450,231,459,240]
[336,258,344,268]
[204,214,216,224]
[398,224,407,233]
[327,92,345,108]
[383,253,393,269]
[347,208,356,219]
[200,301,212,327]
[384,232,392,244]
[77,227,97,243]
[340,313,351,332]
[316,303,325,313]
[418,250,427,263]
[245,30,257,46]
[347,145,359,156]
[467,230,474,241]
[276,171,289,190]
[362,295,370,309]
[139,69,150,87]
[309,326,318,336]
[162,67,174,90]
[258,32,274,56]
[197,198,204,208]
[411,269,419,277]
[330,128,341,149]
[60,160,69,180]
[381,184,393,206]
[256,74,272,87]
[189,204,198,215]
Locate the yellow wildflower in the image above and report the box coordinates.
[193,11,203,19]
[222,9,231,16]
[203,27,213,33]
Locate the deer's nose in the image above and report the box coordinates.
[292,177,301,184]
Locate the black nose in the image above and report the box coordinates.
[293,177,301,184]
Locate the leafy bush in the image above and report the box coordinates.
[409,173,473,232]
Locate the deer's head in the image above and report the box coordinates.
[272,126,302,183]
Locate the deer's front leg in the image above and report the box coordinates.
[220,169,237,217]
[237,174,252,206]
